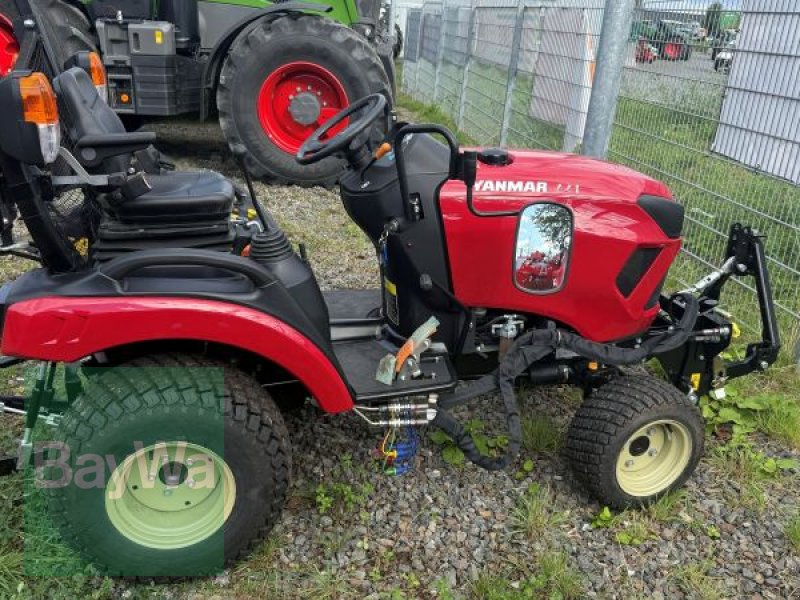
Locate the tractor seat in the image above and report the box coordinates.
[109,171,235,224]
[52,67,235,224]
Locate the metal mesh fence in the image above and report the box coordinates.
[401,0,800,353]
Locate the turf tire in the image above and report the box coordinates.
[44,354,291,576]
[565,374,704,508]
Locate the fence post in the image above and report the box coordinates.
[433,0,447,103]
[500,0,526,146]
[581,0,635,158]
[457,3,477,130]
[414,8,426,95]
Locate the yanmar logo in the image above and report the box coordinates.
[475,180,548,193]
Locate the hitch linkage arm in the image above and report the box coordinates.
[706,223,781,377]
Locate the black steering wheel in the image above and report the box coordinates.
[296,93,387,165]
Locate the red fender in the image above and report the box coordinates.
[1,296,354,413]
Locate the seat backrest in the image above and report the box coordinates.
[53,67,129,173]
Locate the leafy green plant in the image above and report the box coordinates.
[700,387,800,448]
[429,419,509,467]
[315,484,334,514]
[700,386,766,440]
[705,524,721,539]
[591,506,616,529]
[315,481,374,515]
[514,458,536,480]
[615,518,654,546]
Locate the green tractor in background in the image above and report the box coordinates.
[0,0,395,186]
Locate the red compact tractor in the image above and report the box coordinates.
[0,61,780,575]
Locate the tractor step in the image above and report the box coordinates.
[334,338,456,402]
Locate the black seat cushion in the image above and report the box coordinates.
[109,171,235,224]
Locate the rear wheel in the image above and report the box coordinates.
[217,15,392,187]
[27,0,97,71]
[663,41,683,60]
[43,354,291,575]
[565,374,704,508]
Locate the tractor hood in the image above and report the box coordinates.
[438,148,684,342]
[440,148,673,215]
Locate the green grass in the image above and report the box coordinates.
[674,561,723,600]
[787,514,800,554]
[510,483,565,539]
[470,551,583,600]
[397,92,476,146]
[520,415,563,455]
[645,489,688,523]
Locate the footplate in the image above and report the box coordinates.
[334,339,456,402]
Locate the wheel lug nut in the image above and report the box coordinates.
[625,459,634,467]
[646,428,655,436]
[648,449,658,457]
[187,479,195,488]
[296,86,301,92]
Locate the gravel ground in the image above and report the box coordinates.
[1,117,798,599]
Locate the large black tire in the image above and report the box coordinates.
[43,354,291,576]
[27,0,97,72]
[217,15,392,187]
[565,374,704,508]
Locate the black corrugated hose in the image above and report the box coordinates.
[432,293,699,471]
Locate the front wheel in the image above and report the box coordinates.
[565,374,704,508]
[42,354,291,576]
[217,15,392,187]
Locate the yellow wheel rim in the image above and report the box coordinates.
[615,420,692,497]
[105,441,236,549]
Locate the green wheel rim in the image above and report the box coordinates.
[615,420,692,497]
[105,442,236,549]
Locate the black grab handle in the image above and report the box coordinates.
[100,249,276,287]
[393,124,459,221]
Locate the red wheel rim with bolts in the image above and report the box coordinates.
[0,14,19,76]
[257,61,349,155]
[664,42,681,59]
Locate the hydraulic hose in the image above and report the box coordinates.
[432,293,699,471]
